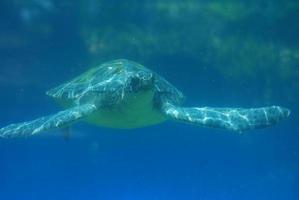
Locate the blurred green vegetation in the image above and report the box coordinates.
[0,0,298,104]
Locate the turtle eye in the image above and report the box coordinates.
[137,71,152,81]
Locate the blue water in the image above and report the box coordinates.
[0,1,298,200]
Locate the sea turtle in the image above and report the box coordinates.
[0,59,290,138]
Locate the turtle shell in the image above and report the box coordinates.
[46,59,184,107]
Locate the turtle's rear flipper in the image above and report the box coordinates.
[163,103,290,132]
[0,104,96,138]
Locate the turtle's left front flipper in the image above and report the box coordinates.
[162,103,290,132]
[0,104,97,138]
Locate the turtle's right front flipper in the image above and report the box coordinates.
[0,104,96,138]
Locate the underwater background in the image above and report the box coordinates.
[0,1,298,199]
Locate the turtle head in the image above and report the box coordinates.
[130,70,155,92]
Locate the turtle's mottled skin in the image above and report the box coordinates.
[0,59,290,138]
